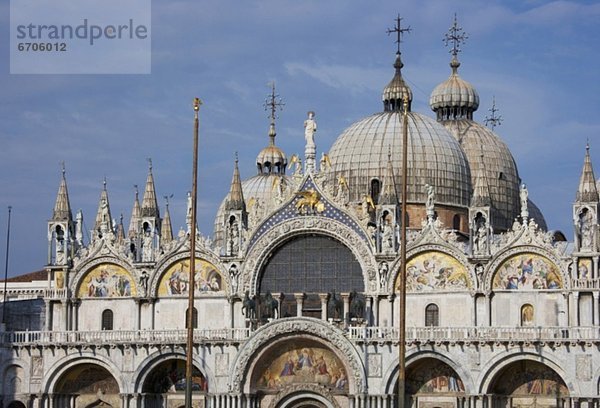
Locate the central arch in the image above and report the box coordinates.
[267,384,342,408]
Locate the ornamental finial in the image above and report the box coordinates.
[484,96,503,130]
[444,13,468,58]
[387,14,411,55]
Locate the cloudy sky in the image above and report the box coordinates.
[1,0,599,277]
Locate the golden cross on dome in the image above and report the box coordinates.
[387,14,411,54]
[444,13,468,57]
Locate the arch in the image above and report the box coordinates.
[51,362,121,407]
[101,309,114,330]
[151,250,229,297]
[370,178,381,205]
[267,384,342,408]
[487,360,568,398]
[70,256,135,296]
[490,252,563,291]
[394,250,474,293]
[3,364,25,395]
[42,354,125,394]
[186,307,198,328]
[383,351,475,395]
[520,303,534,326]
[141,358,207,393]
[259,234,364,295]
[452,214,461,230]
[229,318,366,394]
[478,352,576,395]
[7,402,26,408]
[75,261,137,298]
[484,247,567,293]
[132,350,215,394]
[425,303,439,326]
[242,218,376,295]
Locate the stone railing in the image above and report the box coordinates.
[571,278,600,290]
[0,287,45,299]
[0,328,251,347]
[3,325,599,347]
[44,288,69,299]
[346,326,600,344]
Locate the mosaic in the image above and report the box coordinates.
[256,345,348,392]
[492,254,562,290]
[158,258,224,296]
[78,263,136,298]
[407,361,465,394]
[396,251,472,292]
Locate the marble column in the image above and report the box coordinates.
[593,293,599,326]
[341,292,351,327]
[294,293,305,317]
[319,293,329,320]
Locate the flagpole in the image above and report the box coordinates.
[398,99,409,408]
[2,206,12,329]
[186,98,201,408]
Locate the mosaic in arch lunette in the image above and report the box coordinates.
[395,251,472,292]
[158,258,224,296]
[78,263,136,298]
[254,344,349,393]
[492,254,562,290]
[406,360,465,394]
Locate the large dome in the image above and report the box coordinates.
[327,111,472,208]
[442,120,521,230]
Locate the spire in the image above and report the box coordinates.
[379,149,399,205]
[226,153,246,211]
[94,179,113,233]
[577,143,599,202]
[52,163,73,221]
[161,196,173,244]
[115,214,126,243]
[471,154,492,207]
[383,15,413,112]
[128,185,141,238]
[141,159,160,218]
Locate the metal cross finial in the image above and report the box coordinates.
[60,161,66,176]
[264,81,285,124]
[235,151,239,164]
[484,96,503,130]
[147,157,153,171]
[103,176,107,190]
[444,13,468,57]
[387,14,411,54]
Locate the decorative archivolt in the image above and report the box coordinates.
[228,318,366,394]
[482,245,569,294]
[240,217,377,295]
[266,383,342,408]
[69,256,135,298]
[388,244,475,294]
[149,249,230,298]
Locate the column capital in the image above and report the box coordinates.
[294,293,306,301]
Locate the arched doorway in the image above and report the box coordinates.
[53,363,120,408]
[488,360,568,408]
[274,390,337,408]
[7,402,27,408]
[141,359,208,408]
[392,358,466,408]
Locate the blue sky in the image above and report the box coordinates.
[1,0,599,277]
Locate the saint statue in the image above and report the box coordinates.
[304,111,317,149]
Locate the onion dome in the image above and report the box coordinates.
[327,52,473,214]
[256,123,288,175]
[429,57,479,120]
[382,53,413,112]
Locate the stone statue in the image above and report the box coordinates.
[381,221,394,253]
[138,270,149,295]
[378,261,389,291]
[186,191,193,232]
[424,184,435,218]
[304,111,317,149]
[142,230,153,262]
[520,183,529,219]
[229,264,239,294]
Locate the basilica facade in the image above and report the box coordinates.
[1,17,600,408]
